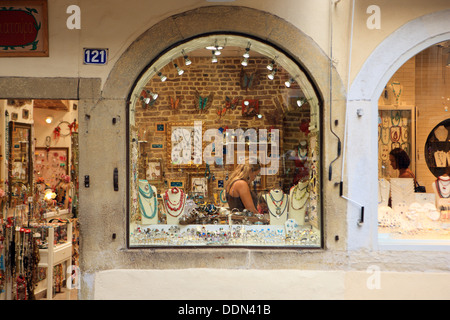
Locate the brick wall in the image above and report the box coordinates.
[134,56,311,197]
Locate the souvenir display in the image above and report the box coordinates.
[289,180,309,225]
[138,179,158,224]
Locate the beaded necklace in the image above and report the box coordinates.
[163,187,186,217]
[138,182,157,219]
[267,191,288,218]
[290,183,308,210]
[436,177,450,198]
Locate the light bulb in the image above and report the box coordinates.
[241,58,248,67]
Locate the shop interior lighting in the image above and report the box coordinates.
[285,78,295,88]
[297,98,305,107]
[182,50,192,66]
[154,68,167,82]
[174,63,184,76]
[211,52,218,63]
[243,42,251,58]
[267,60,275,71]
[206,40,224,52]
[241,58,248,67]
[267,68,277,80]
[45,116,53,124]
[140,90,158,105]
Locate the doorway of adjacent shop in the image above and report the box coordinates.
[0,99,79,300]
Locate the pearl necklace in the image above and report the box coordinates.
[163,187,186,217]
[138,181,157,219]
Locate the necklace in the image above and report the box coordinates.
[164,187,186,217]
[391,82,402,104]
[436,177,450,198]
[298,146,307,160]
[290,183,308,210]
[138,181,157,219]
[267,191,288,218]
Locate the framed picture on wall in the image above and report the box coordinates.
[146,159,162,182]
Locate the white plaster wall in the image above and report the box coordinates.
[92,269,450,300]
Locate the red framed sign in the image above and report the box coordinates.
[0,0,48,57]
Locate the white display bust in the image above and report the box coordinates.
[265,189,288,226]
[163,187,187,225]
[288,181,308,225]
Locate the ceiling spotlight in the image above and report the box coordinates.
[285,78,295,88]
[296,99,304,107]
[211,52,218,63]
[140,90,158,106]
[174,63,184,76]
[154,67,167,82]
[241,58,248,67]
[45,116,53,124]
[243,42,251,59]
[182,50,192,66]
[268,68,277,80]
[267,60,275,71]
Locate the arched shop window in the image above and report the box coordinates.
[127,34,322,248]
[378,40,450,246]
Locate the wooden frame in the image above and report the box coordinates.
[146,159,163,182]
[166,122,206,168]
[166,177,187,191]
[189,174,208,196]
[0,0,49,57]
[155,123,166,133]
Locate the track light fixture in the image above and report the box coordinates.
[140,89,158,108]
[211,51,218,63]
[182,50,192,66]
[241,57,248,67]
[154,67,167,82]
[268,68,277,80]
[267,60,275,71]
[285,78,295,88]
[243,42,251,58]
[174,63,184,76]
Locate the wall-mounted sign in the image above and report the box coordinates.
[83,48,108,65]
[0,0,49,57]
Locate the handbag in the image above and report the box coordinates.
[414,180,426,193]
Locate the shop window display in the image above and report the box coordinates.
[378,41,450,245]
[128,36,322,248]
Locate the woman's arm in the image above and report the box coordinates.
[233,180,258,214]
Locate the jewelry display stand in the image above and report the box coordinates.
[37,223,73,300]
[431,176,450,209]
[390,178,415,214]
[289,180,308,225]
[378,178,390,207]
[163,187,187,225]
[138,179,158,224]
[265,189,288,226]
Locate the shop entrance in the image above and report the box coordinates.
[0,98,79,300]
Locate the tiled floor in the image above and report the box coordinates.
[39,288,78,300]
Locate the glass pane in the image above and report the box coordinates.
[378,41,450,245]
[128,38,321,247]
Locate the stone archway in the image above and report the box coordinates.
[346,9,450,250]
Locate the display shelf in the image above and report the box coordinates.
[37,222,72,300]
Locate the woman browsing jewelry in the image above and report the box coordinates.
[225,163,261,215]
[389,148,415,178]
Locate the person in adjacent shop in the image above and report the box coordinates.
[389,148,415,178]
[225,163,261,214]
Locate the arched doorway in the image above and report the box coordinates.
[347,9,450,250]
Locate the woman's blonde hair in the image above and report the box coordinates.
[225,163,261,191]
